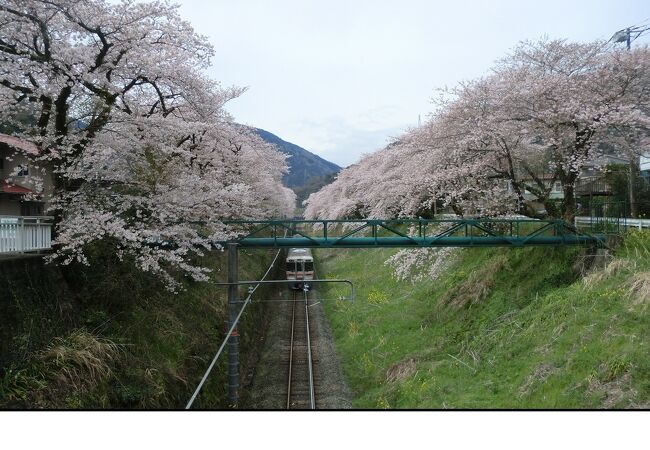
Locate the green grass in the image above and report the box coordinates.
[316,232,650,409]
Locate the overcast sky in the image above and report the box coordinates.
[175,0,650,167]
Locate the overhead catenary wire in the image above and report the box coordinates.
[185,244,284,409]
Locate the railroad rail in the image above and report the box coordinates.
[286,288,316,409]
[225,218,605,249]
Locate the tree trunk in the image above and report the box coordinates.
[561,178,577,223]
[629,158,639,218]
[450,202,464,217]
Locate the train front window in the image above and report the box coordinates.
[305,261,314,272]
[286,262,296,272]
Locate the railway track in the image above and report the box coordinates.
[285,288,318,409]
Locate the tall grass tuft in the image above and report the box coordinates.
[40,329,121,391]
[627,272,650,307]
[582,258,631,288]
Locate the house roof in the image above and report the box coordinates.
[0,133,39,155]
[1,180,34,195]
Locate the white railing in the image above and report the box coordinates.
[0,216,53,254]
[575,216,650,230]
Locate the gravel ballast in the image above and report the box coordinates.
[243,286,352,409]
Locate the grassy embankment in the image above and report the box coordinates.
[0,244,279,409]
[316,231,650,408]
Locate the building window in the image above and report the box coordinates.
[17,164,29,176]
[553,181,562,192]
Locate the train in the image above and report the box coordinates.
[286,248,314,290]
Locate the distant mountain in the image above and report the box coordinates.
[254,128,341,190]
[291,172,339,206]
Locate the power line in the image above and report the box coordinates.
[185,247,283,409]
[610,20,650,49]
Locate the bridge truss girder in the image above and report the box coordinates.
[225,218,605,249]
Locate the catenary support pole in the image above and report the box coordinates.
[227,242,239,407]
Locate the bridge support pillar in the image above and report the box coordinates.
[227,242,239,407]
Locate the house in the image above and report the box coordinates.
[0,133,54,255]
[507,174,565,201]
[575,154,629,197]
[0,133,54,216]
[512,154,632,202]
[641,154,650,180]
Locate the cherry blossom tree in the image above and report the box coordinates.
[304,119,516,220]
[491,40,650,221]
[306,39,650,224]
[305,39,650,281]
[0,0,295,288]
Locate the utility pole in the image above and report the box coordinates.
[227,242,239,407]
[610,23,650,218]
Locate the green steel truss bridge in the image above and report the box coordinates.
[225,218,605,249]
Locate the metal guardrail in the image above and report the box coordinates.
[0,215,53,254]
[575,216,650,231]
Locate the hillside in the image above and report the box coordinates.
[292,172,338,206]
[0,247,281,409]
[254,128,341,189]
[315,232,650,408]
